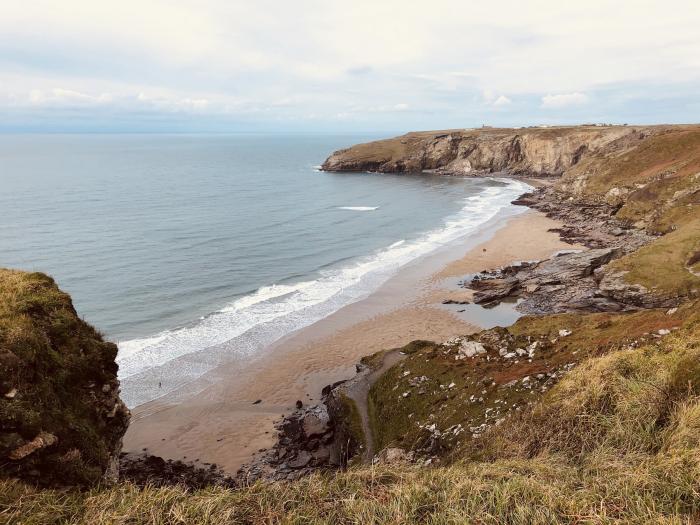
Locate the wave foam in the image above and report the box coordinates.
[337,206,379,211]
[117,178,531,407]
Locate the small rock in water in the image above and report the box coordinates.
[253,399,262,405]
[296,400,303,409]
[558,329,572,337]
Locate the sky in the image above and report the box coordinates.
[1,0,699,132]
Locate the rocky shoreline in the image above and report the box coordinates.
[468,186,667,314]
[220,180,666,483]
[109,124,699,486]
[115,177,670,486]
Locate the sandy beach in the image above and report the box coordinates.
[123,209,581,472]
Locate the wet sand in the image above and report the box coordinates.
[123,209,581,472]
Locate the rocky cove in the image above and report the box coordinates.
[2,124,699,490]
[223,125,700,482]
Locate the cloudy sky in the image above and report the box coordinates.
[1,0,699,132]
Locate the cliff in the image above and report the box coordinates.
[0,270,129,487]
[324,124,700,310]
[321,125,645,176]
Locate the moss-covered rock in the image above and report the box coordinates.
[0,269,129,487]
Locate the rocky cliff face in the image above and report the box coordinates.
[324,125,700,310]
[321,126,646,176]
[0,270,129,487]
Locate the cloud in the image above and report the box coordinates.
[493,95,512,107]
[0,1,698,130]
[28,88,113,107]
[541,92,589,109]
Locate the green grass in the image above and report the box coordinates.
[366,307,687,459]
[606,219,700,300]
[3,312,700,523]
[335,393,366,462]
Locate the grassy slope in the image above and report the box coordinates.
[562,127,700,299]
[2,308,700,524]
[367,307,688,459]
[607,218,700,300]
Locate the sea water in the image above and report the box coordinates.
[0,133,529,406]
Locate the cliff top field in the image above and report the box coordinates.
[2,124,700,524]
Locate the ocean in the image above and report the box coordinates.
[0,133,530,406]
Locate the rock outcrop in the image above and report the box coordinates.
[321,126,647,176]
[0,270,129,487]
[465,186,666,314]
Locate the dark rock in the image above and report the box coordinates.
[288,451,312,468]
[119,452,236,489]
[465,188,658,314]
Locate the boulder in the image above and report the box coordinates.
[457,341,487,359]
[302,406,330,438]
[374,447,413,464]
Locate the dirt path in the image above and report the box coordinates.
[344,350,406,461]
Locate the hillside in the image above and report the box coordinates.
[0,270,129,487]
[3,306,700,522]
[2,124,700,524]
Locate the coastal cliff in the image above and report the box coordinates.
[323,124,700,310]
[321,125,644,176]
[0,270,129,487]
[3,125,700,523]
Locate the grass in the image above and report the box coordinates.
[366,307,687,458]
[3,312,700,523]
[615,171,700,234]
[565,128,700,195]
[333,393,366,463]
[606,218,700,301]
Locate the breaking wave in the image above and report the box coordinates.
[117,178,530,407]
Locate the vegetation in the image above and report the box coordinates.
[3,310,700,523]
[367,307,687,458]
[607,219,700,300]
[332,393,366,464]
[562,127,700,234]
[0,270,128,487]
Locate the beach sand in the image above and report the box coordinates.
[123,209,581,472]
